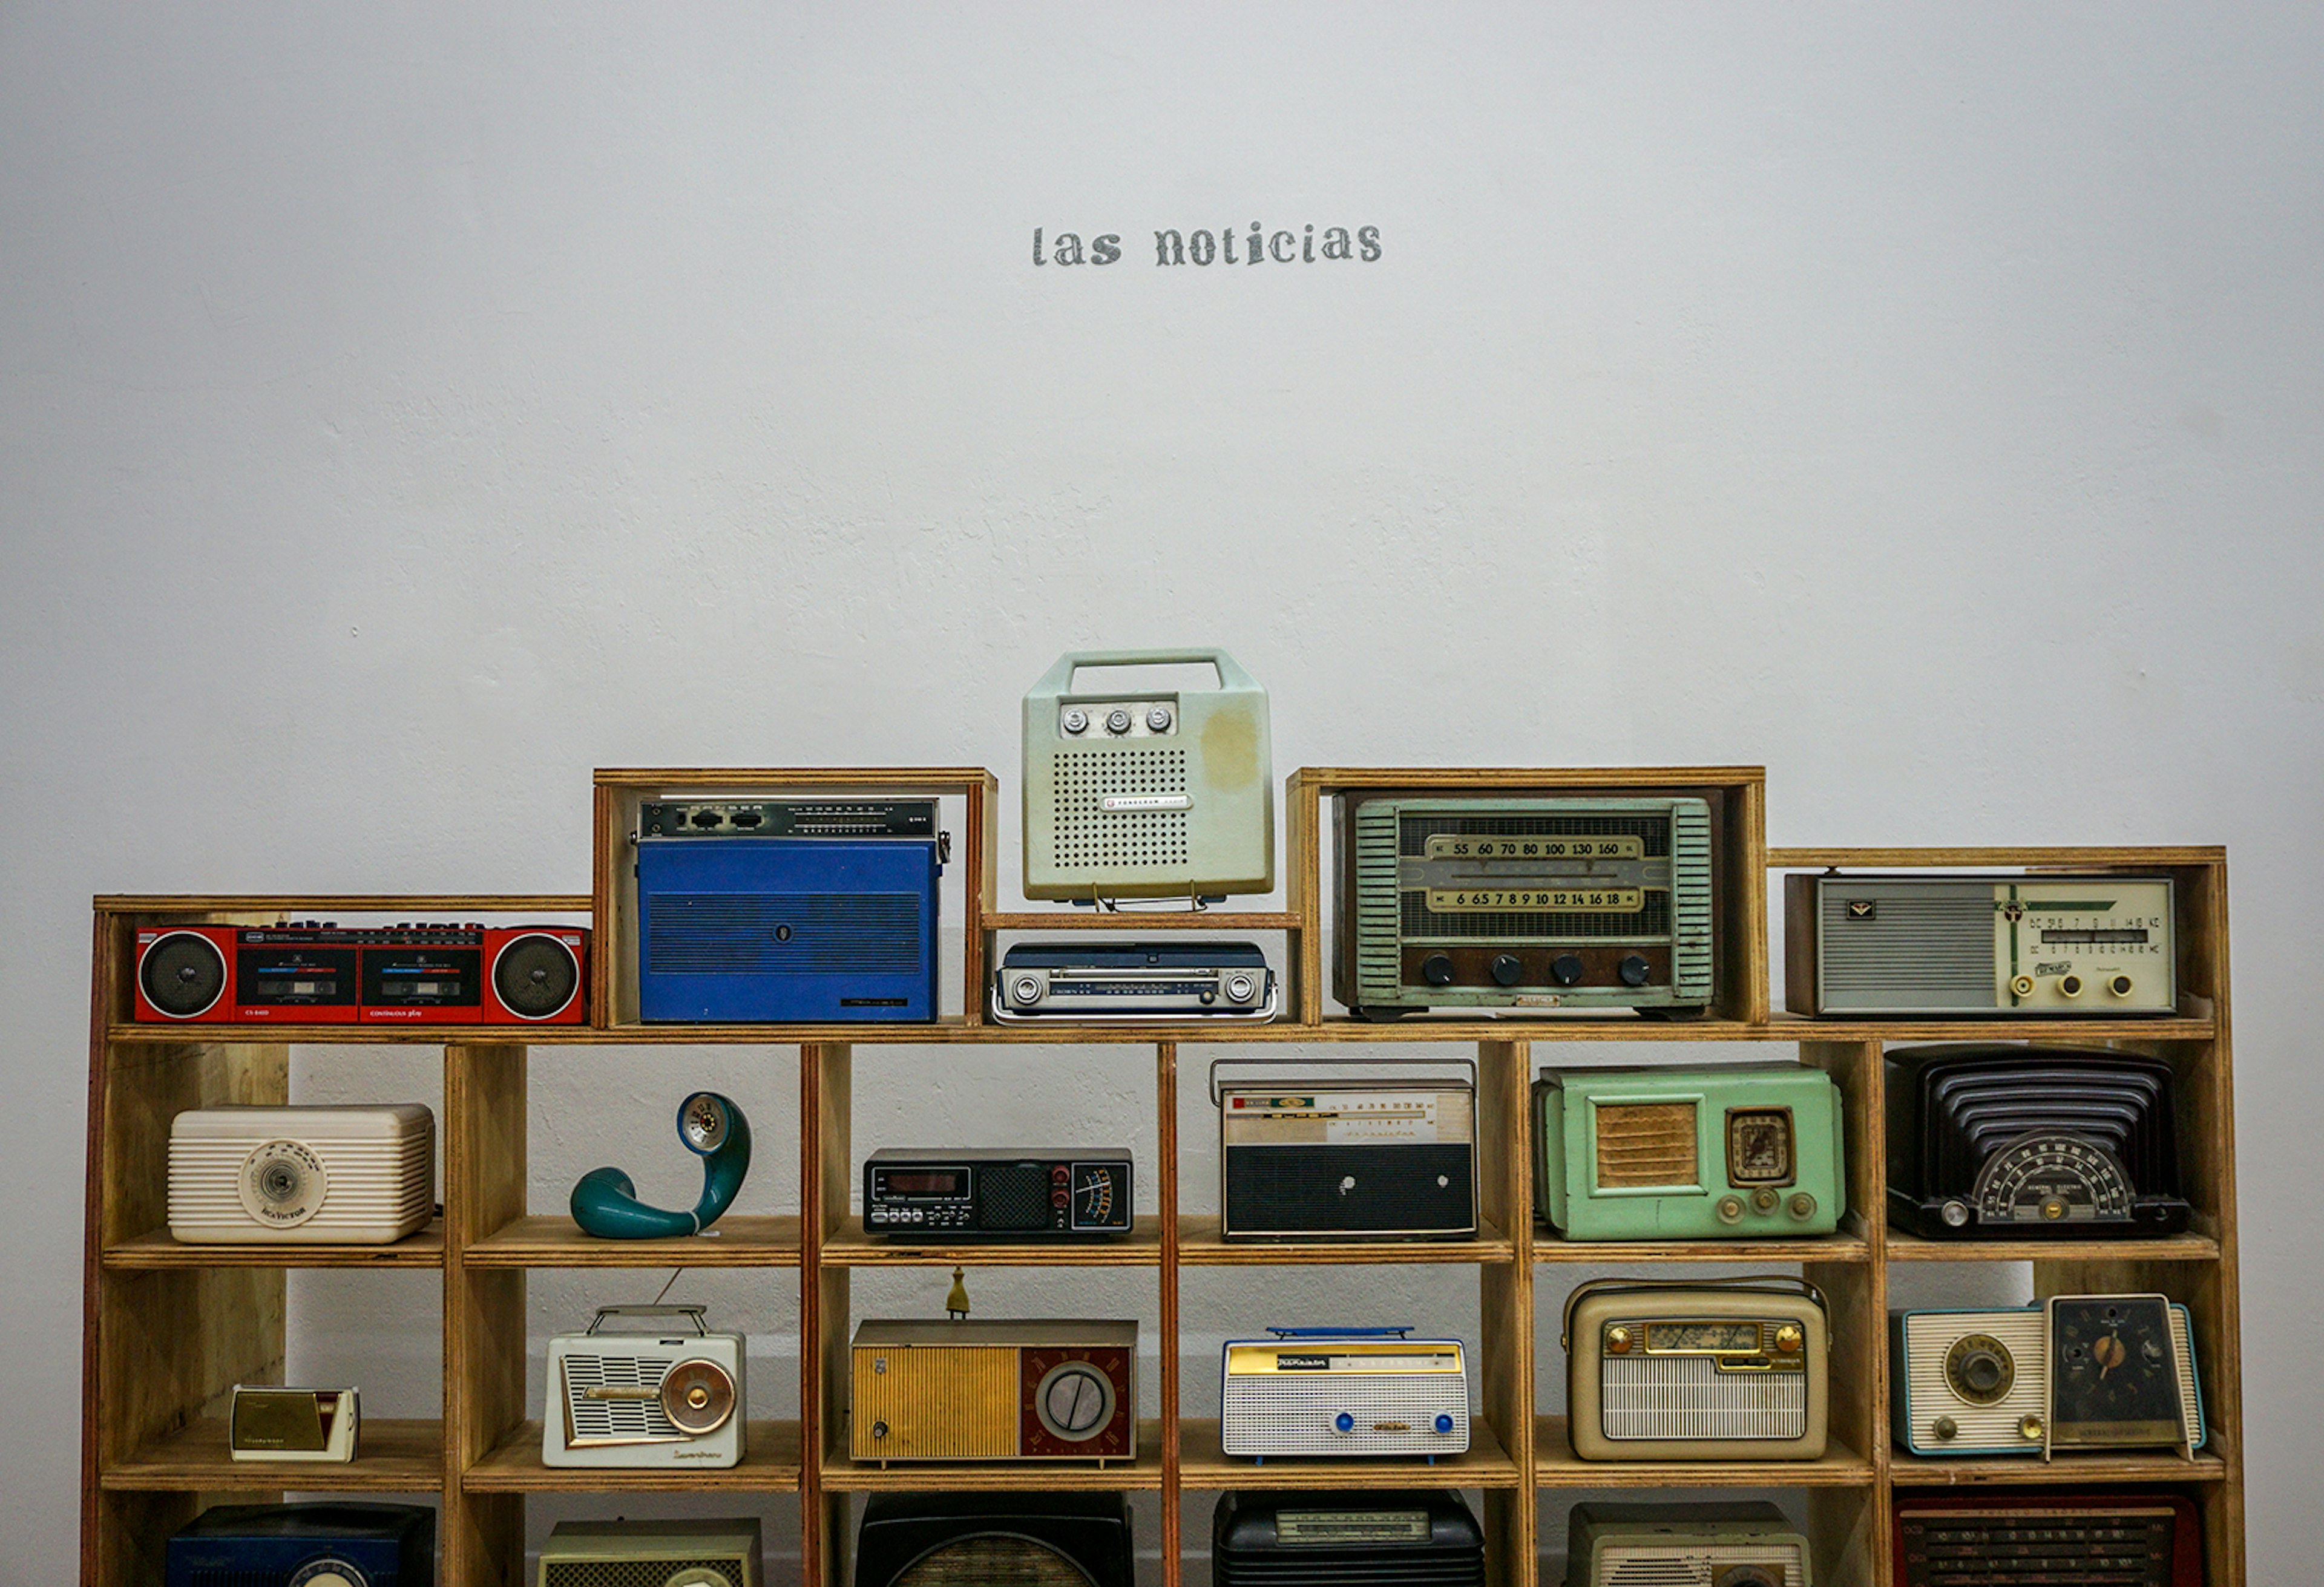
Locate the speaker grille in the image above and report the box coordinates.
[561,1354,680,1444]
[542,1560,742,1587]
[646,894,923,974]
[1050,749,1189,870]
[1594,1103,1698,1188]
[894,1536,1095,1587]
[1224,1144,1473,1235]
[493,932,579,1017]
[142,932,226,1016]
[976,1163,1051,1230]
[1600,1356,1807,1441]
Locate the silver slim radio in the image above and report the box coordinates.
[993,940,1276,1023]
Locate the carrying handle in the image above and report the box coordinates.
[1210,1054,1476,1107]
[1263,1326,1414,1339]
[586,1304,711,1336]
[1559,1275,1826,1350]
[1034,647,1258,696]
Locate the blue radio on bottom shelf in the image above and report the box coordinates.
[636,834,943,1022]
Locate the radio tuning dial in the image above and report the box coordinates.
[1618,954,1652,987]
[1225,972,1256,1003]
[1011,975,1042,1005]
[1716,1194,1745,1223]
[1550,953,1584,986]
[1604,1326,1632,1354]
[1422,954,1456,986]
[1773,1324,1804,1355]
[1490,954,1523,986]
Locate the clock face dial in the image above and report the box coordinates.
[2049,1296,2183,1448]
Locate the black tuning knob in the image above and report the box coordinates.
[1422,954,1456,986]
[1550,953,1584,986]
[1490,954,1523,986]
[1618,954,1652,987]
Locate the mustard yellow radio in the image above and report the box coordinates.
[849,1318,1138,1465]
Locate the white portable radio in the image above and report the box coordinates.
[1022,647,1274,901]
[544,1304,747,1469]
[1220,1327,1469,1461]
[168,1104,434,1245]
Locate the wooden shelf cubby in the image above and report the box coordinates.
[77,776,2244,1587]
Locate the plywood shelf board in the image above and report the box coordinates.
[821,1419,1167,1491]
[1177,1213,1517,1265]
[1888,1448,2229,1486]
[1885,1230,2221,1262]
[464,1214,801,1268]
[105,1220,445,1268]
[1180,1416,1522,1490]
[102,1416,444,1492]
[1531,1229,1873,1264]
[1767,847,2224,869]
[463,1419,804,1491]
[822,1215,1162,1266]
[983,911,1302,932]
[94,895,591,914]
[1532,1417,1876,1487]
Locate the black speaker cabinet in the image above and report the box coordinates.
[854,1490,1134,1587]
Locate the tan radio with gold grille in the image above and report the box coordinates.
[850,1318,1138,1465]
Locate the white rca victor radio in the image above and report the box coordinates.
[544,1305,747,1469]
[1220,1327,1470,1461]
[1892,1294,2204,1459]
[1563,1278,1830,1462]
[1022,647,1274,901]
[168,1104,435,1245]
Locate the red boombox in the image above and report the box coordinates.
[134,922,589,1026]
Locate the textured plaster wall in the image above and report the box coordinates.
[4,5,2322,1582]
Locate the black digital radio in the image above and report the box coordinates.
[864,1148,1134,1239]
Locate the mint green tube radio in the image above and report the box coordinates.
[1534,1064,1845,1240]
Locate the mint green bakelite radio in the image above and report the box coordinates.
[1534,1064,1845,1241]
[1022,649,1273,903]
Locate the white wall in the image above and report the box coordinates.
[4,4,2320,1582]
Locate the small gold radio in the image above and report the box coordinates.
[228,1384,359,1462]
[850,1318,1138,1465]
[1563,1277,1830,1461]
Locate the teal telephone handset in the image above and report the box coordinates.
[570,1091,752,1239]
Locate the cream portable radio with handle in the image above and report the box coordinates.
[1023,647,1273,901]
[543,1304,747,1469]
[1563,1277,1830,1461]
[1221,1327,1470,1461]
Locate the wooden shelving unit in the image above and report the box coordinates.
[77,780,2244,1587]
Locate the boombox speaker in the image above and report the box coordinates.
[1022,647,1273,901]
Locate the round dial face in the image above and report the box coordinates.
[1072,1165,1121,1228]
[237,1140,327,1228]
[1036,1362,1115,1439]
[1943,1332,2017,1404]
[658,1356,738,1436]
[1971,1131,2133,1224]
[2050,1297,2182,1445]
